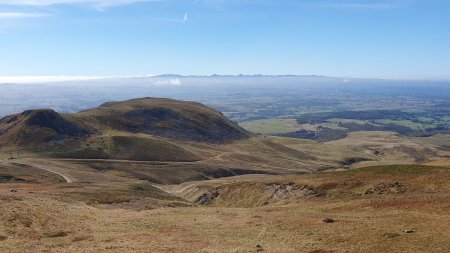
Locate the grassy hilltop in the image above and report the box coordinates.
[0,98,449,252]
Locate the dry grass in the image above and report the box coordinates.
[425,158,450,167]
[0,164,449,252]
[1,131,450,252]
[4,130,446,176]
[1,190,449,252]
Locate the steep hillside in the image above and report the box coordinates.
[0,109,89,146]
[72,98,249,142]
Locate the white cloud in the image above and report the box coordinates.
[182,12,188,22]
[153,78,182,86]
[0,75,114,83]
[0,0,158,8]
[0,11,47,18]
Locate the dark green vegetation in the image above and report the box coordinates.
[273,109,450,142]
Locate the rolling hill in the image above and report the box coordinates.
[1,98,450,252]
[72,98,249,142]
[0,98,249,154]
[0,109,89,146]
[0,98,249,147]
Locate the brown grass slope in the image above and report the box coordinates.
[1,163,449,252]
[0,98,251,161]
[186,164,450,208]
[50,135,201,162]
[0,98,249,147]
[71,97,249,142]
[0,109,89,146]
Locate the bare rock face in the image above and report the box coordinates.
[265,183,320,203]
[195,183,322,207]
[195,190,219,205]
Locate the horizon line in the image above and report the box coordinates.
[0,75,449,84]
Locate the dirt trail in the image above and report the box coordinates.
[149,183,176,196]
[8,160,74,183]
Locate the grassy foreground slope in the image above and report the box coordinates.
[0,164,449,252]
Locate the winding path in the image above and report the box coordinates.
[10,160,74,183]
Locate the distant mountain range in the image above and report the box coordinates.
[1,74,450,122]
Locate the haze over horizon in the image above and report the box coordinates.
[2,74,450,84]
[1,0,450,80]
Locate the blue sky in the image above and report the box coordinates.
[0,0,449,79]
